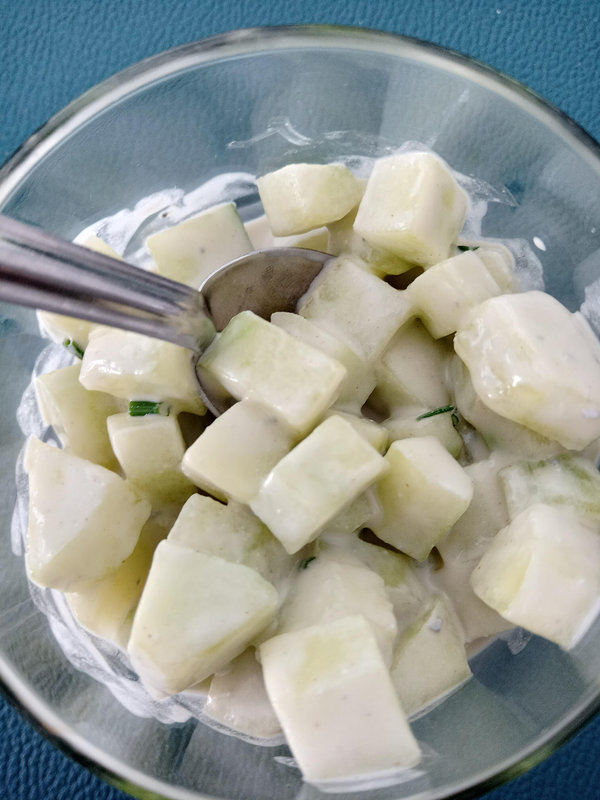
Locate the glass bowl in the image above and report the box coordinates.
[2,24,600,800]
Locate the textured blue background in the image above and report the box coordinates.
[1,1,599,798]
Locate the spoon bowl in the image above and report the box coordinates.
[0,214,330,414]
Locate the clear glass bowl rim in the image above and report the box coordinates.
[1,22,600,800]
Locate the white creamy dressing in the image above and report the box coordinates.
[11,153,573,777]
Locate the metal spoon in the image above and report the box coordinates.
[0,215,330,414]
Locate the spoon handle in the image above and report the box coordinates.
[0,215,215,350]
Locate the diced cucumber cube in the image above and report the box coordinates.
[370,320,452,415]
[383,405,462,459]
[327,204,414,276]
[256,163,363,236]
[477,245,518,292]
[198,311,346,434]
[471,503,600,649]
[79,327,206,415]
[260,615,421,781]
[128,541,278,695]
[372,436,473,561]
[25,437,151,591]
[250,415,388,554]
[35,363,121,470]
[450,355,563,458]
[271,311,375,413]
[243,215,273,249]
[182,400,295,503]
[107,412,195,506]
[391,596,471,717]
[244,214,330,253]
[322,409,388,453]
[297,256,413,361]
[147,202,252,288]
[499,454,600,525]
[67,515,168,648]
[317,533,429,634]
[167,494,293,587]
[454,291,600,450]
[277,555,397,665]
[204,648,282,739]
[320,488,380,536]
[353,152,468,267]
[407,249,506,338]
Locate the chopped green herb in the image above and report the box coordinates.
[62,338,85,359]
[299,556,316,570]
[128,400,170,417]
[451,411,460,430]
[416,405,455,421]
[457,245,479,252]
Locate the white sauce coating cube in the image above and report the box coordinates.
[182,400,296,503]
[35,363,121,470]
[250,416,388,554]
[297,256,413,361]
[471,503,600,650]
[371,436,473,561]
[259,615,421,781]
[454,291,600,450]
[147,202,252,288]
[353,152,468,267]
[256,163,363,236]
[25,437,151,591]
[79,327,206,415]
[277,555,397,665]
[128,541,279,695]
[107,413,195,506]
[198,311,346,434]
[407,249,506,338]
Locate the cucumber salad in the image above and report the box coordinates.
[19,149,600,787]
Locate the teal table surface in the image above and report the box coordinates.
[1,1,599,799]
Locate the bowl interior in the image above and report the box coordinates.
[2,26,600,800]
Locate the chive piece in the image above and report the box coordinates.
[299,556,316,570]
[416,405,455,421]
[457,245,479,252]
[63,338,85,359]
[451,411,460,430]
[128,400,170,417]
